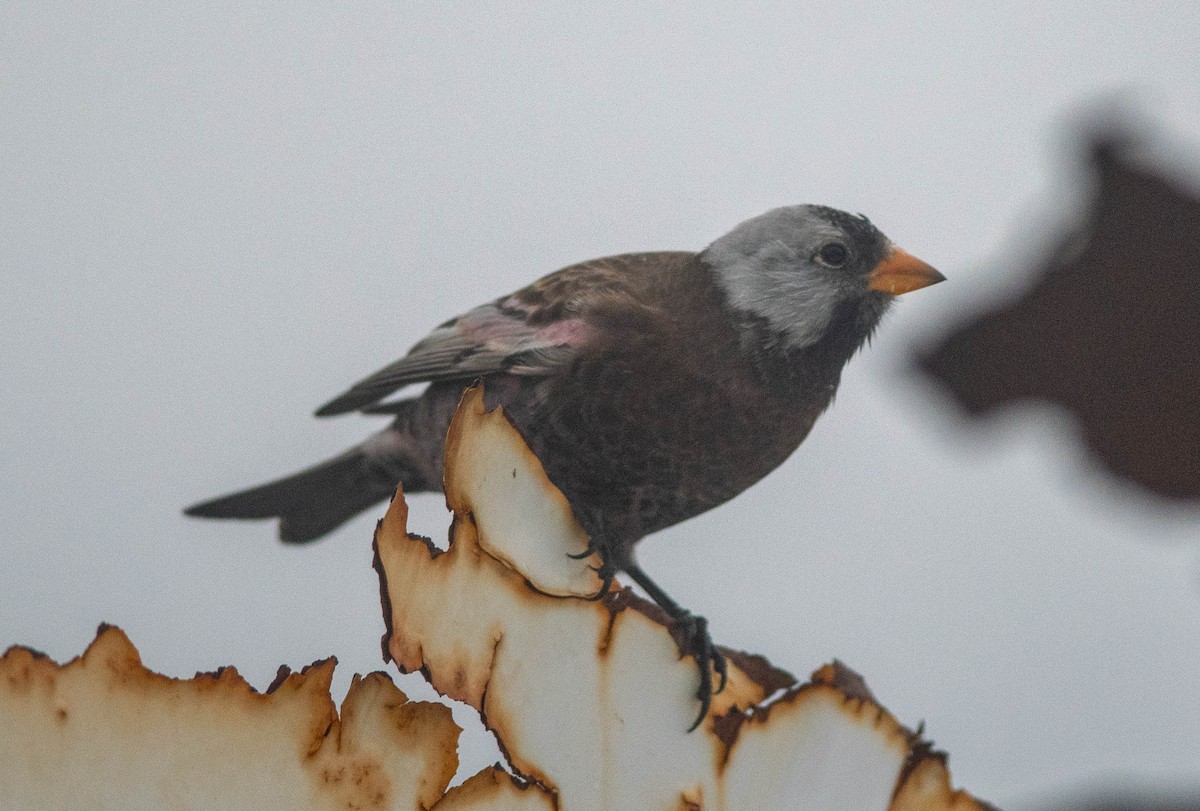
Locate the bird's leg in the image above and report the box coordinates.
[616,556,728,732]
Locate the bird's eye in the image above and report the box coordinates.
[817,243,849,268]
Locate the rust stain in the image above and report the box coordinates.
[2,643,52,662]
[2,625,462,810]
[6,375,998,809]
[373,485,439,667]
[266,664,294,694]
[812,659,877,703]
[1,643,55,696]
[370,379,996,810]
[320,759,391,809]
[476,663,561,801]
[723,649,795,696]
[714,662,914,779]
[3,657,41,693]
[430,765,556,809]
[710,706,745,756]
[889,755,999,811]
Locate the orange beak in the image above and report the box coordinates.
[867,247,945,295]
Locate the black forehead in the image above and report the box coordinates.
[809,206,888,263]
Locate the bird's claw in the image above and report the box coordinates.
[673,611,727,732]
[585,561,617,601]
[573,539,618,601]
[566,540,600,561]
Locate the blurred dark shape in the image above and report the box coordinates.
[1031,787,1200,811]
[921,131,1200,501]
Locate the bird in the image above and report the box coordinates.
[186,204,944,728]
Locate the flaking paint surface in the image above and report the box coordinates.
[0,626,460,810]
[1,386,994,810]
[374,388,995,810]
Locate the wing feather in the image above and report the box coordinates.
[314,251,693,416]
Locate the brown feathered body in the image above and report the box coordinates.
[187,205,934,551]
[413,253,829,547]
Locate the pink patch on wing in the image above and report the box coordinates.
[460,302,591,347]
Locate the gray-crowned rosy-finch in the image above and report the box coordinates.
[187,204,944,727]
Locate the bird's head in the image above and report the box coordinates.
[701,204,944,358]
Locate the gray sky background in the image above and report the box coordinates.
[3,3,1200,807]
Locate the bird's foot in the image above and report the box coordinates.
[618,559,728,731]
[671,611,728,732]
[569,538,618,601]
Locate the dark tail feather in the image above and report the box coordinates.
[185,445,405,544]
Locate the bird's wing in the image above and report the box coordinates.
[315,252,693,416]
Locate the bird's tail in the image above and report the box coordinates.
[185,403,435,544]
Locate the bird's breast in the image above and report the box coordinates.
[501,330,829,542]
